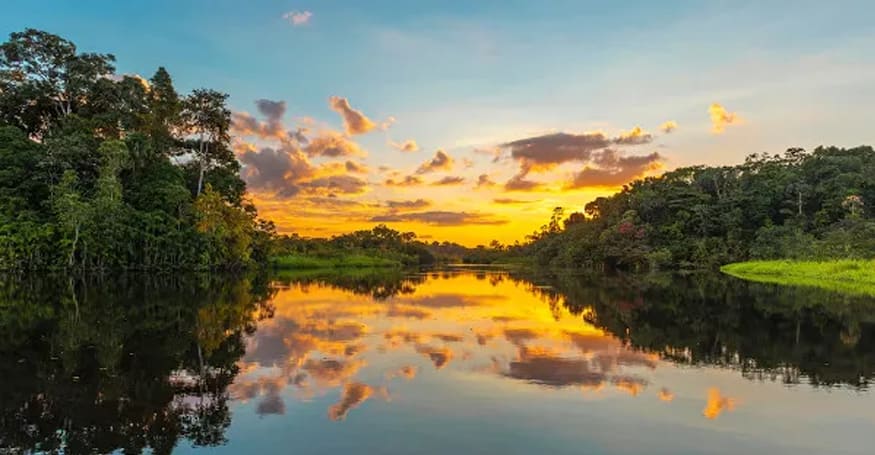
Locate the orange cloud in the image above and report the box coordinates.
[370,211,507,226]
[416,149,454,174]
[504,174,545,192]
[329,96,377,135]
[387,365,418,380]
[415,344,454,369]
[431,176,465,186]
[477,174,497,188]
[660,120,678,133]
[566,150,663,189]
[614,126,652,145]
[384,175,424,187]
[391,139,420,152]
[702,388,737,419]
[345,160,368,174]
[385,199,432,210]
[328,382,378,420]
[493,198,537,205]
[304,130,367,158]
[658,387,674,402]
[709,103,740,134]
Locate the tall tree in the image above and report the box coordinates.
[181,89,230,196]
[0,29,115,136]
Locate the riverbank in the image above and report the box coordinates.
[270,253,402,269]
[720,259,875,297]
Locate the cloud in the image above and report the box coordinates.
[415,344,454,369]
[473,146,504,163]
[431,176,465,186]
[386,305,431,319]
[384,175,424,187]
[416,149,454,174]
[255,99,286,122]
[493,198,536,205]
[659,120,678,134]
[345,160,368,173]
[391,139,419,152]
[709,103,740,134]
[614,126,653,145]
[476,174,497,188]
[329,96,377,135]
[702,388,737,419]
[232,111,306,144]
[232,99,307,145]
[283,10,313,26]
[503,347,607,387]
[328,382,376,421]
[380,116,396,130]
[369,211,507,226]
[566,150,662,188]
[501,132,611,173]
[238,145,313,198]
[301,174,368,195]
[386,365,418,380]
[304,130,367,158]
[306,197,365,208]
[302,358,364,387]
[658,388,674,402]
[385,199,432,210]
[504,174,545,192]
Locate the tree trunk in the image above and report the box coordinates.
[196,133,207,195]
[68,225,79,268]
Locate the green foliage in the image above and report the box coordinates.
[271,253,402,269]
[721,260,875,297]
[0,29,274,270]
[517,146,875,269]
[272,224,434,268]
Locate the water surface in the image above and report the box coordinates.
[1,269,873,454]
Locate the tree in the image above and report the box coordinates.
[0,28,115,136]
[181,89,231,196]
[52,170,89,267]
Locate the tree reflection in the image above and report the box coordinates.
[0,273,274,454]
[515,271,875,388]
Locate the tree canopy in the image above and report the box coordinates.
[510,146,875,269]
[0,29,273,270]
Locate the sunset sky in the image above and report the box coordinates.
[4,1,875,245]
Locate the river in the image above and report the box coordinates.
[1,268,873,454]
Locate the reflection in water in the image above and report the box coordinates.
[1,269,874,453]
[0,274,274,454]
[703,388,737,420]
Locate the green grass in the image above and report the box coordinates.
[721,259,875,297]
[270,253,402,269]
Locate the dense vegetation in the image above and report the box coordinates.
[272,224,437,267]
[512,147,875,269]
[0,29,275,270]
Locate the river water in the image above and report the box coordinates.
[1,268,873,454]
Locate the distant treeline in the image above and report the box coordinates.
[0,29,274,270]
[499,146,875,269]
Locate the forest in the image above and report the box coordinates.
[507,146,875,269]
[0,29,275,270]
[2,29,873,273]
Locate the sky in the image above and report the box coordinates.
[4,0,875,245]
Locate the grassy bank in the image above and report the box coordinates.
[270,253,402,269]
[720,259,875,297]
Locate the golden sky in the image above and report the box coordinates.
[233,99,742,245]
